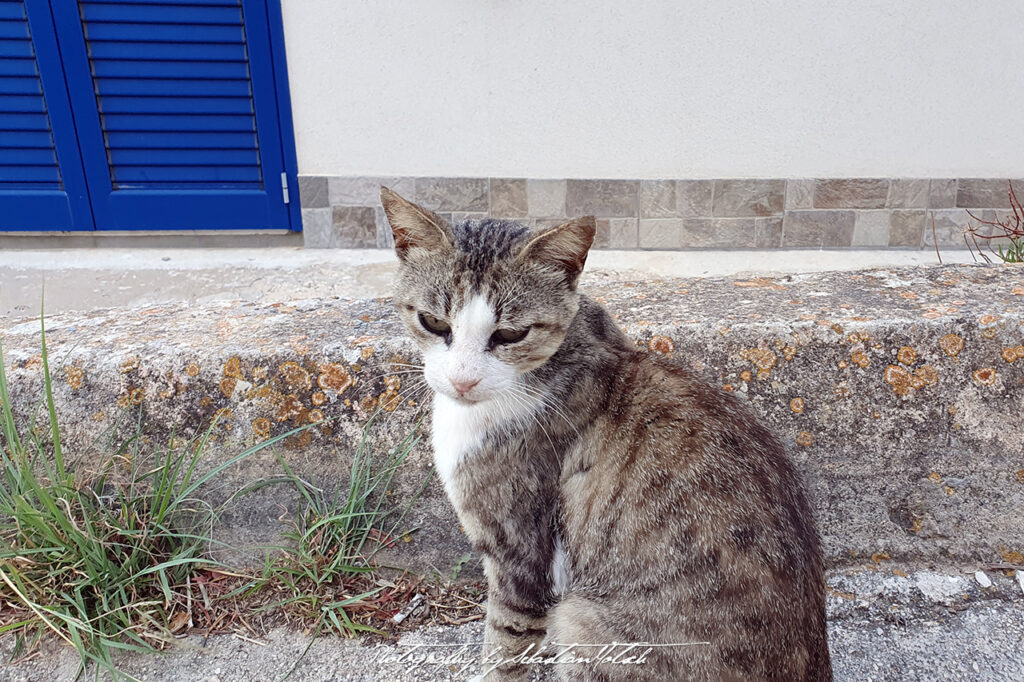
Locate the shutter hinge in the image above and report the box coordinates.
[281,172,290,204]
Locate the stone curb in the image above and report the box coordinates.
[1,264,1022,573]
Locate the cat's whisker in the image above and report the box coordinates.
[356,365,425,375]
[379,188,830,679]
[382,362,426,369]
[503,387,558,454]
[521,384,576,427]
[358,366,425,376]
[354,371,426,383]
[511,382,580,439]
[371,378,430,425]
[383,379,430,414]
[388,381,429,408]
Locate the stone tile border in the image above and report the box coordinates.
[298,176,1023,249]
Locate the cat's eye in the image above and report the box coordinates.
[418,312,450,336]
[491,327,529,346]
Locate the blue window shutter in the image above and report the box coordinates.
[0,1,92,230]
[50,0,295,230]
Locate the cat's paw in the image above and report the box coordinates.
[466,675,485,682]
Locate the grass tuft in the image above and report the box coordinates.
[0,323,231,679]
[1,330,303,680]
[232,414,429,639]
[0,311,432,675]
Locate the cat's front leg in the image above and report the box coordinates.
[476,555,549,681]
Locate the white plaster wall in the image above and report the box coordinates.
[280,0,1024,178]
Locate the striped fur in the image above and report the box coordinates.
[382,188,832,681]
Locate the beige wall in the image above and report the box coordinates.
[281,0,1024,179]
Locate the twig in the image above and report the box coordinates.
[961,182,1024,263]
[198,580,211,610]
[206,612,227,637]
[232,631,267,646]
[239,613,260,637]
[428,601,479,611]
[451,593,484,608]
[931,212,942,264]
[440,613,483,625]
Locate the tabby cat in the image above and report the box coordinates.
[381,187,831,681]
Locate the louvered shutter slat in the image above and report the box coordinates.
[106,130,258,149]
[96,78,252,97]
[80,0,263,190]
[0,2,61,192]
[89,41,248,61]
[101,113,256,132]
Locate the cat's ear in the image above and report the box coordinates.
[380,187,454,260]
[516,217,596,288]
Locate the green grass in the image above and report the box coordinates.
[995,237,1024,263]
[0,315,427,680]
[233,415,428,639]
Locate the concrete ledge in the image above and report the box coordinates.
[0,247,977,320]
[2,264,1023,573]
[0,230,302,250]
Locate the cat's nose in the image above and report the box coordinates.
[450,378,480,395]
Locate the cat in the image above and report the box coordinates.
[380,186,832,682]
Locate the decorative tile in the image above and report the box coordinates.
[375,208,394,248]
[640,180,677,218]
[712,179,785,217]
[851,210,890,247]
[566,180,638,218]
[298,176,328,209]
[814,179,889,209]
[413,177,489,212]
[785,179,815,210]
[680,218,756,247]
[451,212,489,224]
[928,208,1014,251]
[638,219,681,248]
[821,212,857,247]
[754,217,783,248]
[329,176,413,206]
[924,209,973,247]
[928,179,958,208]
[955,179,1023,208]
[980,208,1021,231]
[301,208,332,248]
[974,210,1019,252]
[533,218,568,231]
[888,210,926,247]
[887,179,929,208]
[526,180,567,218]
[299,175,1024,250]
[332,206,377,248]
[489,178,528,218]
[603,218,638,248]
[592,219,610,249]
[676,180,714,217]
[782,211,855,247]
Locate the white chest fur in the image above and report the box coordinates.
[430,390,542,498]
[432,390,570,599]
